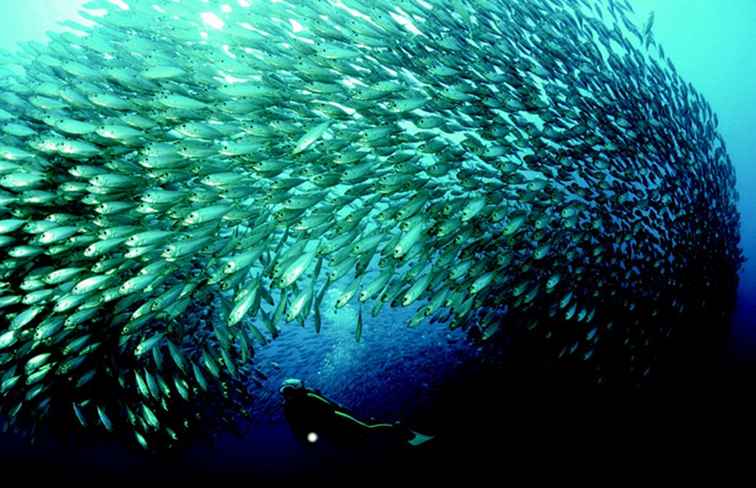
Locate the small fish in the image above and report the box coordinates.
[0,0,741,452]
[96,406,113,432]
[355,303,363,343]
[293,121,331,154]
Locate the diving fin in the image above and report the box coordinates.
[407,430,435,447]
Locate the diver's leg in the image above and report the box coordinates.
[332,412,432,447]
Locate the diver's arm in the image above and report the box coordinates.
[305,390,348,413]
[333,410,395,430]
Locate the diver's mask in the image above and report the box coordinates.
[280,378,305,398]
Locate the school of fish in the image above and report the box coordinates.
[0,0,744,450]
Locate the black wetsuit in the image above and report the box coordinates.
[283,389,413,449]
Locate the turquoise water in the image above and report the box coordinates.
[0,0,754,480]
[627,0,756,355]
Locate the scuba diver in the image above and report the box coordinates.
[280,378,434,450]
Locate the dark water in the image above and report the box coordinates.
[3,354,754,482]
[3,295,754,482]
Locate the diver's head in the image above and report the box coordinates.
[280,378,305,400]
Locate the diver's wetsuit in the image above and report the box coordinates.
[282,386,420,449]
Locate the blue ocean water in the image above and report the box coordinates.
[0,0,754,480]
